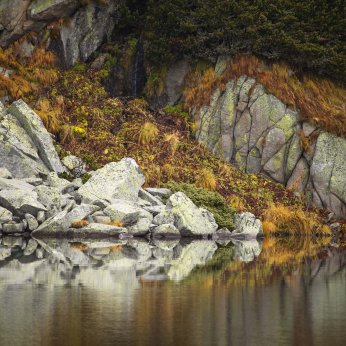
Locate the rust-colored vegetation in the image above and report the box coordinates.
[71,220,90,229]
[106,221,124,227]
[71,242,89,251]
[184,55,346,138]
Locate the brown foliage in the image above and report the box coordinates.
[71,220,90,229]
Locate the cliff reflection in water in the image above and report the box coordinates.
[0,236,345,346]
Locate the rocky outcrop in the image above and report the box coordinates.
[0,99,64,178]
[0,0,117,68]
[161,56,346,218]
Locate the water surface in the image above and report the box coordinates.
[0,236,345,346]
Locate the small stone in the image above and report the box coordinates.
[25,213,39,231]
[128,218,151,236]
[2,236,23,247]
[0,245,11,260]
[146,188,173,199]
[216,228,232,238]
[22,219,28,230]
[0,206,12,223]
[24,239,38,255]
[22,177,43,186]
[138,189,164,206]
[37,211,45,224]
[62,155,86,178]
[2,223,24,234]
[330,222,340,230]
[36,248,45,259]
[93,215,111,223]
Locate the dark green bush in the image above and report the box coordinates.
[119,0,346,84]
[164,181,236,229]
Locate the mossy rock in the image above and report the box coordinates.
[163,181,236,229]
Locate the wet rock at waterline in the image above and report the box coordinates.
[233,213,263,238]
[166,192,218,236]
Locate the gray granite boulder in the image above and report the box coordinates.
[32,210,69,235]
[146,188,173,199]
[24,239,38,256]
[0,189,47,217]
[153,210,175,226]
[166,192,218,236]
[7,99,65,174]
[233,212,263,238]
[2,222,23,234]
[104,199,153,223]
[78,158,145,205]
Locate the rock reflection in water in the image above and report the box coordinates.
[0,236,254,286]
[1,236,346,346]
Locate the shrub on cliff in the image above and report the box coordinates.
[164,181,236,229]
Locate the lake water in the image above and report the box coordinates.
[0,236,345,346]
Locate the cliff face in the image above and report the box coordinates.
[157,58,346,219]
[0,0,118,68]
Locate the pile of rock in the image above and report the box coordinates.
[0,99,263,239]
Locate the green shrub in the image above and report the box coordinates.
[164,181,236,229]
[82,172,92,184]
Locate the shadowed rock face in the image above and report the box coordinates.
[0,0,116,68]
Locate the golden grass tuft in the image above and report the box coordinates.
[138,122,159,145]
[71,220,90,229]
[163,132,180,155]
[142,164,162,188]
[34,98,61,134]
[60,124,75,143]
[262,221,277,235]
[195,168,217,191]
[262,204,320,235]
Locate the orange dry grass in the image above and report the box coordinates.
[262,204,329,235]
[106,221,124,227]
[71,220,90,228]
[195,168,217,191]
[28,48,56,68]
[107,245,123,251]
[71,243,89,251]
[185,55,346,137]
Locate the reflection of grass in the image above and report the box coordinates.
[224,236,332,287]
[183,236,333,287]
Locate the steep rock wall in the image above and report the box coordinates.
[159,59,346,218]
[0,0,118,68]
[192,77,346,218]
